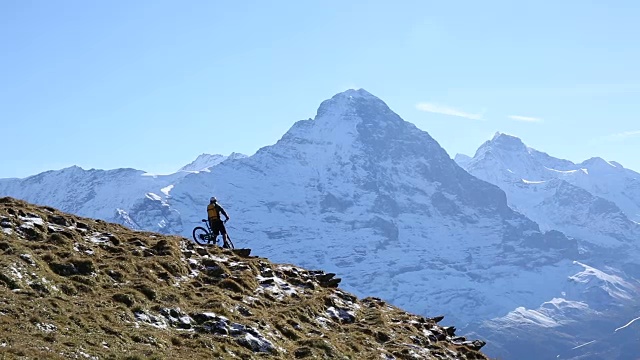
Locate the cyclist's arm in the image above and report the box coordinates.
[218,206,230,221]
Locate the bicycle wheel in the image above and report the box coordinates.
[222,235,235,249]
[192,227,209,245]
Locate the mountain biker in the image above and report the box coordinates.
[207,197,230,246]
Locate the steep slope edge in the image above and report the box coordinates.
[0,197,488,360]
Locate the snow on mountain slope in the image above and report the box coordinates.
[179,152,247,172]
[458,132,640,248]
[0,153,242,234]
[457,132,640,358]
[573,157,640,223]
[470,261,640,359]
[0,166,159,218]
[156,89,581,328]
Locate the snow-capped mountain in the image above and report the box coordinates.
[0,152,243,234]
[1,91,638,359]
[457,132,640,358]
[160,89,581,326]
[457,132,640,249]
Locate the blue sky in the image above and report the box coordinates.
[2,0,639,178]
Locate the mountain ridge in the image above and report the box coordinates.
[459,132,640,241]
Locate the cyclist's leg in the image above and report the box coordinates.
[207,218,216,243]
[211,220,224,246]
[220,223,230,247]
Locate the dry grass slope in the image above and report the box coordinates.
[0,197,488,360]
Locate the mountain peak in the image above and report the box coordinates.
[179,154,226,172]
[454,153,472,168]
[227,152,248,160]
[488,132,527,152]
[579,157,620,171]
[315,89,389,119]
[335,88,376,99]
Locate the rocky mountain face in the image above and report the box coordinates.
[457,132,640,359]
[1,90,638,359]
[0,197,489,359]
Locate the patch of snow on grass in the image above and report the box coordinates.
[326,293,360,322]
[134,311,169,329]
[10,265,24,280]
[240,332,275,353]
[19,223,34,230]
[276,265,304,272]
[76,350,97,359]
[255,274,299,300]
[243,296,259,305]
[326,306,355,323]
[36,323,57,333]
[47,224,66,232]
[206,255,230,262]
[69,225,87,232]
[86,232,109,244]
[315,316,332,329]
[380,351,395,359]
[19,216,44,226]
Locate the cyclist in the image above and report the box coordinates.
[207,197,230,246]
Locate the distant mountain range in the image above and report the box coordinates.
[2,89,639,359]
[456,132,640,359]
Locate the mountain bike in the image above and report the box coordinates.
[192,219,234,249]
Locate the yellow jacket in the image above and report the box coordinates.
[207,202,228,220]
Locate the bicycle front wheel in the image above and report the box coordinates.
[223,235,235,249]
[192,227,209,245]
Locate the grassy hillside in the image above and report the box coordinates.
[0,197,488,359]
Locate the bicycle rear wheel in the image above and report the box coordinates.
[192,227,209,245]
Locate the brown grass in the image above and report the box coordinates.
[0,197,489,359]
